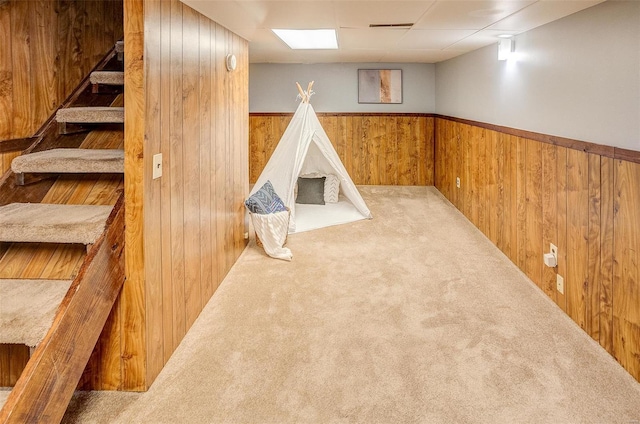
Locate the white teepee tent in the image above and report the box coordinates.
[250,82,372,233]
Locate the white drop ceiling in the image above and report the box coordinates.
[180,0,605,63]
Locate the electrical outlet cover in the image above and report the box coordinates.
[556,274,564,294]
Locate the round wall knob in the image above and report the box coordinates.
[226,54,237,71]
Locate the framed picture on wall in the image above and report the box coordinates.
[358,69,402,104]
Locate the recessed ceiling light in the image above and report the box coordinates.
[272,29,338,50]
[498,34,513,38]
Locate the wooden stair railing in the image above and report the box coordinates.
[0,192,125,424]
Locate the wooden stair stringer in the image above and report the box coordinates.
[0,193,125,424]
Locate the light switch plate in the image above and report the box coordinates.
[152,153,162,179]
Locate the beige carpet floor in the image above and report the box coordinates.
[9,186,639,423]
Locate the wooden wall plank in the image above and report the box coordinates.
[423,117,435,186]
[123,0,146,391]
[515,137,527,272]
[0,1,13,153]
[495,133,506,253]
[159,0,174,365]
[0,345,29,387]
[599,156,614,354]
[199,15,214,305]
[613,160,640,381]
[10,0,31,140]
[566,149,589,330]
[30,0,58,129]
[587,153,601,340]
[169,0,186,352]
[384,116,398,185]
[525,138,543,288]
[460,123,472,220]
[486,130,498,244]
[556,146,568,312]
[143,0,164,387]
[181,4,202,330]
[541,143,558,299]
[214,22,228,284]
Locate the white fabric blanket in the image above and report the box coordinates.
[251,210,292,261]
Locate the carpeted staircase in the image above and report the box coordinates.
[11,148,124,185]
[0,41,126,423]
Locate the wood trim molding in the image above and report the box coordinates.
[250,112,436,118]
[436,115,640,164]
[249,112,640,164]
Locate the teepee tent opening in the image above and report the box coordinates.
[250,82,372,233]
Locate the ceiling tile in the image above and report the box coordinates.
[414,0,534,30]
[238,1,337,28]
[334,1,435,28]
[247,29,292,51]
[183,1,259,39]
[487,0,605,32]
[398,29,477,50]
[337,49,387,63]
[447,29,518,50]
[339,28,409,49]
[379,49,465,63]
[295,50,345,64]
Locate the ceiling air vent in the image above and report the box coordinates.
[369,23,414,28]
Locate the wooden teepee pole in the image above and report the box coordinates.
[296,82,307,103]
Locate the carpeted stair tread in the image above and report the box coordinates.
[0,279,73,347]
[90,71,124,86]
[56,107,124,124]
[0,203,113,245]
[11,148,124,174]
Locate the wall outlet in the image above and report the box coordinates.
[550,243,558,261]
[456,176,461,188]
[152,153,163,179]
[556,274,564,295]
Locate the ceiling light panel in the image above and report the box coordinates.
[272,29,338,50]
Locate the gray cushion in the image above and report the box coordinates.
[296,177,326,205]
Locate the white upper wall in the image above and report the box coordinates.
[250,63,435,113]
[435,1,640,150]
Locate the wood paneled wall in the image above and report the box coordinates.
[434,117,640,382]
[250,114,434,186]
[0,0,123,175]
[89,0,248,391]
